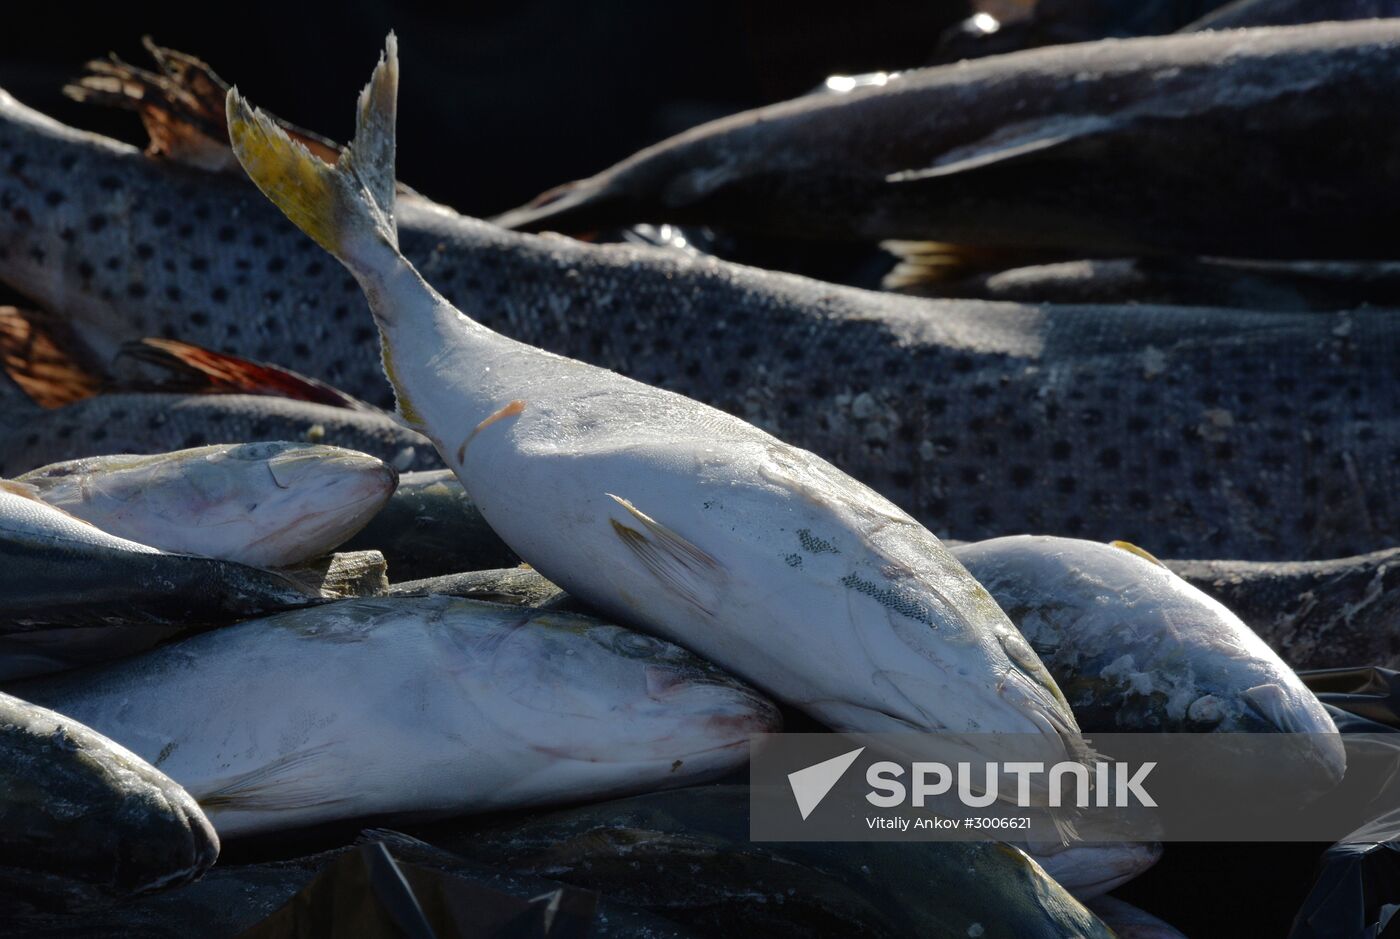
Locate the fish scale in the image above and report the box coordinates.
[2,90,1399,560]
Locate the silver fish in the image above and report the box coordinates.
[19,442,397,567]
[19,595,779,838]
[951,536,1342,742]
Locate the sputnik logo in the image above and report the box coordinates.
[788,747,865,820]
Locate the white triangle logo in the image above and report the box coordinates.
[788,747,865,820]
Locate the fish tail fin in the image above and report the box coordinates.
[0,306,106,408]
[225,34,399,266]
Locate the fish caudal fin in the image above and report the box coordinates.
[0,306,106,408]
[67,38,342,173]
[225,34,399,264]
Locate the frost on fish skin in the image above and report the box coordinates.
[954,536,1339,738]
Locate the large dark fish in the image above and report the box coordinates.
[1171,549,1400,671]
[3,74,1399,560]
[3,831,693,939]
[0,393,435,476]
[342,469,518,581]
[1187,0,1400,30]
[0,482,381,679]
[416,786,1114,938]
[0,691,218,914]
[914,258,1400,312]
[935,0,1392,61]
[496,22,1400,260]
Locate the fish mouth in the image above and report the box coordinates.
[1242,682,1346,788]
[124,787,221,895]
[1034,842,1163,900]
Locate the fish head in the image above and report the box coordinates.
[955,536,1346,789]
[472,612,779,777]
[111,442,394,566]
[0,693,219,905]
[240,442,399,560]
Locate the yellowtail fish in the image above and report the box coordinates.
[226,37,1089,789]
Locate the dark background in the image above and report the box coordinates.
[0,0,970,216]
[0,3,1337,936]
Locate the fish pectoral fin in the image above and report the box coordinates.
[607,493,726,617]
[1109,540,1167,568]
[66,38,342,172]
[115,338,377,411]
[0,479,43,502]
[879,241,1047,290]
[194,743,347,814]
[885,121,1107,185]
[0,306,107,409]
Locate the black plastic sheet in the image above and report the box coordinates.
[1290,670,1400,938]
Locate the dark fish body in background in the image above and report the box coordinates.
[0,393,436,476]
[0,483,388,679]
[497,22,1400,260]
[389,567,577,610]
[913,258,1400,312]
[2,831,692,939]
[1186,0,1400,30]
[342,469,517,581]
[934,0,1397,61]
[418,786,1113,938]
[0,691,217,914]
[1170,549,1400,671]
[3,87,1399,560]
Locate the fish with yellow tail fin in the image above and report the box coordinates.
[226,36,1092,793]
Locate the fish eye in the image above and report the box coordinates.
[1186,694,1224,729]
[607,631,667,659]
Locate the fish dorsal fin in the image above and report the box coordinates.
[65,37,341,172]
[0,306,106,408]
[1110,540,1167,568]
[607,494,726,617]
[194,742,347,814]
[115,338,377,411]
[886,129,1090,185]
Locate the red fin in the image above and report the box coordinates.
[0,306,106,408]
[65,37,341,171]
[117,338,376,411]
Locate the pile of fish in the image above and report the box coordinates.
[1,3,1396,935]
